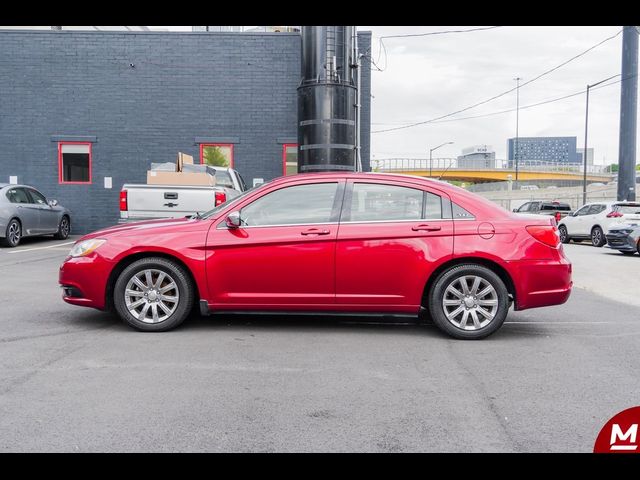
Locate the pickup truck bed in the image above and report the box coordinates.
[119,167,246,223]
[513,201,573,222]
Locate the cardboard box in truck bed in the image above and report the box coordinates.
[146,152,216,186]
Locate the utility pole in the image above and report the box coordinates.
[513,77,522,185]
[617,26,638,202]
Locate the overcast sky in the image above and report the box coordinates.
[152,26,633,166]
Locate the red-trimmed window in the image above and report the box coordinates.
[58,142,92,184]
[200,144,234,168]
[282,144,298,176]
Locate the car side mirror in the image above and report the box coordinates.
[512,208,518,213]
[48,199,58,207]
[225,211,242,229]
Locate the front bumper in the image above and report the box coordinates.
[605,232,637,252]
[59,253,114,310]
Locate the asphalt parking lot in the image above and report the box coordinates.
[0,236,638,452]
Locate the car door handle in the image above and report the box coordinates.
[412,224,442,232]
[301,228,330,236]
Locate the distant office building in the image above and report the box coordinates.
[457,145,496,169]
[576,147,594,166]
[0,26,149,31]
[507,136,578,165]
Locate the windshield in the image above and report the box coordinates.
[614,204,640,214]
[198,180,272,219]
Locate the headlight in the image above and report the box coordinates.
[69,239,107,257]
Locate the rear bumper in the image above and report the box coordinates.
[507,250,573,310]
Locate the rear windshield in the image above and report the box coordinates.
[213,171,234,189]
[541,203,571,211]
[614,204,640,214]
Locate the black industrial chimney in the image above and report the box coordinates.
[297,26,357,173]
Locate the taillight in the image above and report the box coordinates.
[606,211,623,218]
[555,212,561,222]
[215,191,226,207]
[119,190,128,211]
[526,225,560,247]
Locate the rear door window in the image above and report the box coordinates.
[349,183,424,222]
[6,188,31,204]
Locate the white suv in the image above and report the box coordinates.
[558,201,640,247]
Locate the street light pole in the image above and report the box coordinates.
[429,141,454,178]
[514,77,522,184]
[583,74,620,205]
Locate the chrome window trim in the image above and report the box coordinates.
[217,221,338,230]
[216,217,474,229]
[338,218,465,225]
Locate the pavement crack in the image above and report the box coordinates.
[445,341,521,452]
[0,343,85,395]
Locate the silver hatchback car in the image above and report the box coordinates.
[0,184,71,247]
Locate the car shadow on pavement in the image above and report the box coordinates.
[63,308,550,341]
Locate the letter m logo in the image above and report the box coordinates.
[610,424,638,451]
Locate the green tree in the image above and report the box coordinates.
[203,146,231,167]
[605,163,619,173]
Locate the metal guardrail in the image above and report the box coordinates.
[374,158,610,175]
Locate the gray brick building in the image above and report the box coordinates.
[0,29,372,233]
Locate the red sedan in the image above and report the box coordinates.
[59,173,572,339]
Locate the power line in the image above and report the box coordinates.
[379,26,503,40]
[372,72,635,127]
[372,27,624,134]
[369,26,503,72]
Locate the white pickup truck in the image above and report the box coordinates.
[119,167,246,223]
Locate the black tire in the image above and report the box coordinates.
[53,215,70,240]
[427,264,510,340]
[591,226,606,247]
[113,257,194,332]
[1,219,22,248]
[558,225,570,244]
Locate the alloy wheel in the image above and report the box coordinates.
[60,218,69,237]
[442,275,498,331]
[8,221,21,246]
[124,269,180,324]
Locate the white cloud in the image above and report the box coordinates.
[361,25,630,165]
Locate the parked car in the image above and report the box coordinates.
[513,200,573,223]
[60,172,572,340]
[0,184,71,247]
[119,166,246,223]
[605,223,640,255]
[558,201,640,247]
